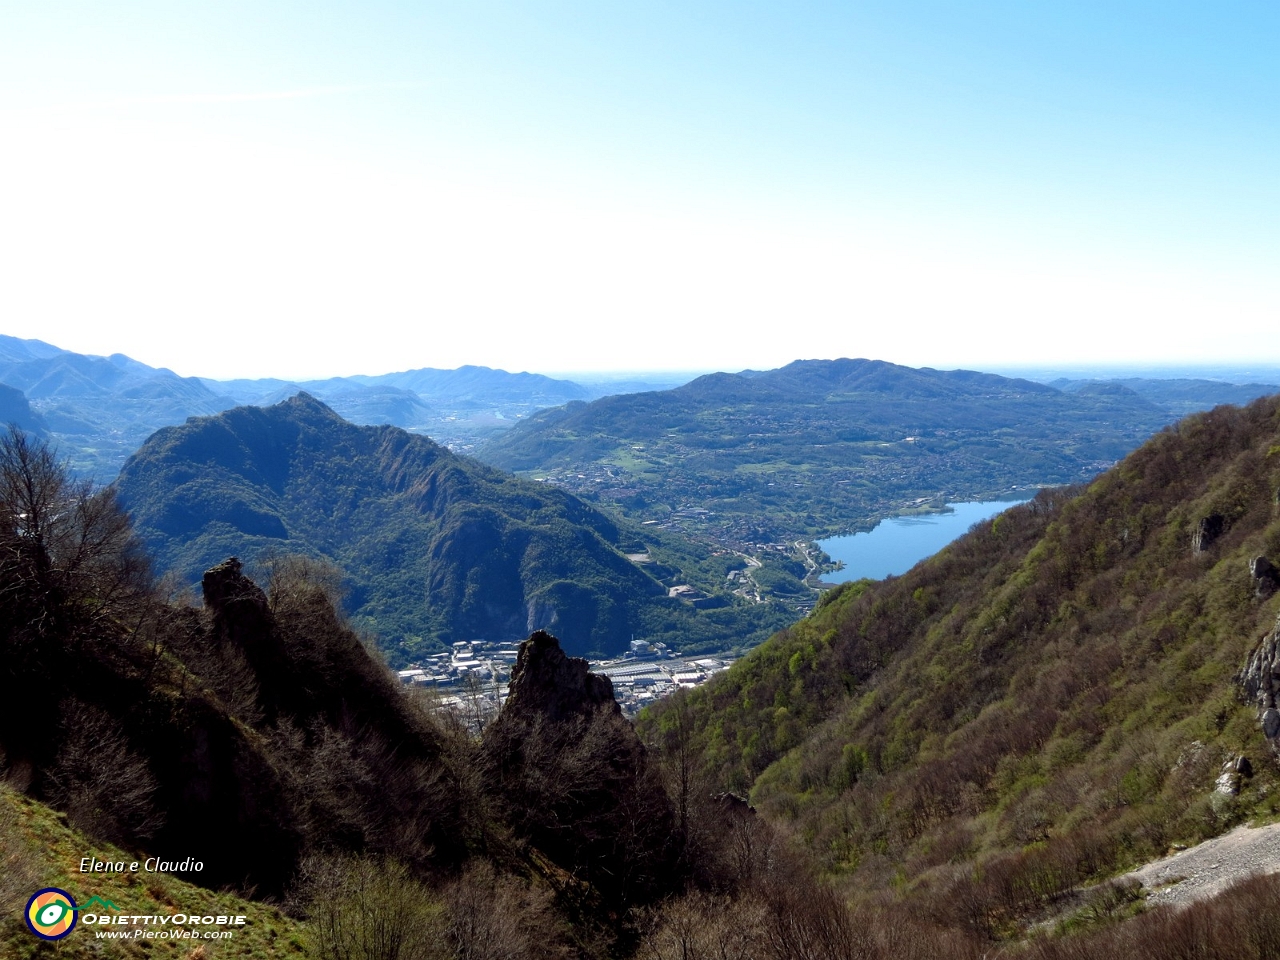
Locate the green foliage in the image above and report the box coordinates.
[642,396,1280,933]
[116,395,781,661]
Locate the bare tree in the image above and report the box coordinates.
[296,853,449,960]
[443,864,565,960]
[0,426,150,645]
[640,892,768,960]
[42,699,163,844]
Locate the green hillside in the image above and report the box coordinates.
[642,396,1280,937]
[114,394,789,661]
[476,358,1172,548]
[6,407,1280,957]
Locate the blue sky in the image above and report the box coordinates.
[1,2,1276,379]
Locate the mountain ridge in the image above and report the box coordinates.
[476,356,1174,548]
[114,393,789,660]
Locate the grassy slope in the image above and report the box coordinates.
[643,397,1280,931]
[0,785,310,960]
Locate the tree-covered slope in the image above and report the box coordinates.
[475,358,1172,545]
[0,432,685,953]
[642,396,1280,934]
[115,394,786,660]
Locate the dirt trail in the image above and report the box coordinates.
[1121,820,1280,907]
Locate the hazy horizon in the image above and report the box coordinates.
[12,331,1280,391]
[2,3,1276,379]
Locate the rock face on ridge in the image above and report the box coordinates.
[501,629,620,724]
[1193,514,1226,554]
[483,631,677,907]
[1241,620,1280,753]
[1249,555,1280,597]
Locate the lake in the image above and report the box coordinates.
[818,499,1032,583]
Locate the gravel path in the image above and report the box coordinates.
[1121,821,1280,908]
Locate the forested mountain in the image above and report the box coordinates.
[641,395,1280,942]
[114,394,790,661]
[475,358,1174,546]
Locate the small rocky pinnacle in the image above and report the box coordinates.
[501,629,619,724]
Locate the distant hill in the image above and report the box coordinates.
[0,337,235,481]
[197,365,594,454]
[475,357,1174,546]
[0,333,69,363]
[1052,377,1280,418]
[355,364,591,404]
[115,394,790,661]
[0,381,47,435]
[0,335,613,481]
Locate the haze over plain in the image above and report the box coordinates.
[2,2,1276,379]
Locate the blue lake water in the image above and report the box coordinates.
[818,499,1032,583]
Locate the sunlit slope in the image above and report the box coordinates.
[645,397,1280,923]
[0,784,310,959]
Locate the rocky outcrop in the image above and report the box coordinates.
[1193,514,1225,554]
[525,597,559,634]
[202,557,269,626]
[1239,619,1280,755]
[483,631,676,906]
[501,629,620,724]
[1215,756,1253,796]
[1250,556,1280,598]
[201,557,288,721]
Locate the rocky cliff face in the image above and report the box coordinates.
[1240,619,1280,753]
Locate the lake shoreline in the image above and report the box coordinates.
[818,497,1034,584]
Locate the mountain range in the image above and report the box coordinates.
[114,393,791,661]
[5,370,1280,957]
[0,335,658,482]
